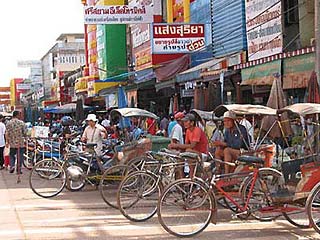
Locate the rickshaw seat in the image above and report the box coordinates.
[86,143,97,148]
[180,152,200,159]
[237,155,264,165]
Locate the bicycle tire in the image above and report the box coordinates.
[241,168,282,221]
[99,164,129,209]
[158,178,215,237]
[282,203,310,229]
[29,159,66,198]
[306,182,320,233]
[117,170,162,222]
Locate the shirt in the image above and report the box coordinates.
[185,127,208,154]
[6,118,26,148]
[167,121,177,137]
[0,122,6,147]
[82,124,106,156]
[170,124,184,144]
[160,117,169,131]
[101,119,110,128]
[224,124,250,150]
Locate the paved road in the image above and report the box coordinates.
[1,168,319,240]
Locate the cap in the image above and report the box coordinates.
[223,111,236,120]
[86,114,98,122]
[174,112,185,120]
[182,113,196,122]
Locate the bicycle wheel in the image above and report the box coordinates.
[306,182,320,233]
[158,178,215,237]
[241,168,282,221]
[99,165,129,209]
[29,159,66,198]
[127,156,160,174]
[282,203,310,228]
[23,151,36,170]
[65,165,86,192]
[118,171,161,222]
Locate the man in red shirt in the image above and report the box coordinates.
[169,113,208,177]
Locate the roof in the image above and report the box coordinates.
[56,33,84,41]
[214,104,277,117]
[110,108,158,119]
[280,103,320,116]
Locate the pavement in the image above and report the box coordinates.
[0,167,320,240]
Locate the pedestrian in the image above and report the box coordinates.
[101,115,111,129]
[167,114,177,137]
[0,114,6,170]
[160,115,169,136]
[5,111,27,174]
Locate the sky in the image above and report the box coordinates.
[0,0,84,86]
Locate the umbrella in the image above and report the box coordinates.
[76,98,85,122]
[262,75,292,138]
[305,71,320,103]
[54,103,92,114]
[130,96,135,108]
[117,86,130,128]
[169,97,174,115]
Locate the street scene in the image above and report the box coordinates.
[0,0,320,239]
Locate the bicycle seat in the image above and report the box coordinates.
[237,155,264,165]
[179,152,200,159]
[86,143,97,148]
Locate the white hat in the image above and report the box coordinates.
[86,114,98,122]
[223,111,236,120]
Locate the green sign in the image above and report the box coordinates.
[241,60,281,85]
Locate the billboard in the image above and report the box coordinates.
[246,0,283,61]
[152,24,205,54]
[84,5,154,24]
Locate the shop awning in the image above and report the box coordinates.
[155,79,176,92]
[283,53,315,89]
[241,60,282,86]
[135,67,155,84]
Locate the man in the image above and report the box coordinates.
[167,114,177,137]
[81,114,107,159]
[160,115,169,136]
[169,113,208,177]
[6,111,27,174]
[169,112,184,145]
[0,115,6,170]
[213,111,250,173]
[101,115,111,129]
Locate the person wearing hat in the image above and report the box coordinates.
[169,113,208,177]
[169,112,185,145]
[81,114,107,159]
[213,111,250,173]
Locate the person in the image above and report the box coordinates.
[213,111,250,173]
[167,114,177,137]
[169,113,208,177]
[0,115,6,170]
[160,115,169,136]
[101,115,111,129]
[5,111,27,174]
[146,117,157,135]
[81,114,107,158]
[60,116,73,138]
[169,112,184,145]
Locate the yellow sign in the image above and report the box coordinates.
[88,80,122,97]
[75,77,88,93]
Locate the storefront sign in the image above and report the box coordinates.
[152,24,205,54]
[84,5,154,24]
[16,84,31,90]
[246,0,283,61]
[283,53,315,89]
[75,77,88,93]
[181,89,194,98]
[131,24,150,48]
[135,47,152,71]
[241,59,281,85]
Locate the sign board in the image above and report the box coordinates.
[84,5,154,24]
[135,46,152,71]
[32,126,50,139]
[16,83,31,90]
[245,0,283,61]
[152,24,205,54]
[17,60,41,68]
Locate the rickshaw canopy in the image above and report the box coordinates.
[190,109,215,121]
[214,104,277,117]
[279,103,320,117]
[110,108,159,119]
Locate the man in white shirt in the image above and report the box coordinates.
[0,115,5,170]
[81,114,107,157]
[101,115,111,128]
[170,112,184,145]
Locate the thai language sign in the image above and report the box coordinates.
[84,5,154,24]
[152,24,205,54]
[245,0,283,61]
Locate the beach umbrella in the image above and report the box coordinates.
[76,98,85,122]
[262,75,292,138]
[305,71,320,103]
[117,85,130,128]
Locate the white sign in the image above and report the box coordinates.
[152,24,206,54]
[17,60,41,68]
[246,0,283,61]
[84,5,154,24]
[32,126,49,139]
[16,83,31,90]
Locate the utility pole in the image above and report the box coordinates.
[316,0,320,84]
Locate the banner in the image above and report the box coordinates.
[246,0,283,61]
[152,24,205,54]
[84,5,154,24]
